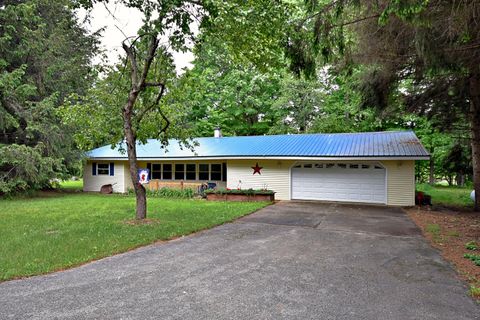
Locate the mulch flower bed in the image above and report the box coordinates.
[406,207,480,300]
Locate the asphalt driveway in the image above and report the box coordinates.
[1,202,478,320]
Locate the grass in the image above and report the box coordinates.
[58,180,83,191]
[416,183,473,209]
[425,223,441,234]
[425,223,442,242]
[0,187,269,281]
[470,285,480,298]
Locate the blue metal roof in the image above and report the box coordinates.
[87,131,429,159]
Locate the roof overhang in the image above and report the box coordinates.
[87,155,430,161]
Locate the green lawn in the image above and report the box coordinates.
[0,190,268,281]
[416,183,473,209]
[58,179,83,191]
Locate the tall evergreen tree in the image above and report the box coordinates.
[0,0,99,193]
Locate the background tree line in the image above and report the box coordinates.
[1,0,477,213]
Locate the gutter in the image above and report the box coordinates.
[86,155,430,161]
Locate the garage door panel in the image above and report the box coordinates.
[291,164,386,204]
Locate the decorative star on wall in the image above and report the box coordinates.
[251,162,263,175]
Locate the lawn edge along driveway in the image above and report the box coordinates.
[0,192,270,282]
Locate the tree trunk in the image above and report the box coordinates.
[456,170,465,187]
[429,147,435,185]
[446,175,453,186]
[123,92,147,220]
[120,34,161,220]
[469,71,480,212]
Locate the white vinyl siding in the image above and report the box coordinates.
[84,159,416,205]
[226,160,295,200]
[382,160,415,206]
[83,161,126,193]
[124,163,133,191]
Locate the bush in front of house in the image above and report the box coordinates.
[127,187,195,199]
[205,188,275,195]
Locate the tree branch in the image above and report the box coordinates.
[144,82,165,87]
[139,35,160,87]
[122,40,139,90]
[137,83,166,124]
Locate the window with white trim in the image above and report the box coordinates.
[97,163,109,175]
[199,164,209,180]
[163,164,172,180]
[186,164,196,180]
[174,164,185,180]
[210,164,222,180]
[152,164,161,179]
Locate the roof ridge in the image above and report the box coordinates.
[149,130,414,141]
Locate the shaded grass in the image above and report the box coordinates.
[0,192,268,281]
[416,183,473,209]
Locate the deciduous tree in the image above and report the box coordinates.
[293,0,480,210]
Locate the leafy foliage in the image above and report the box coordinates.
[205,188,275,195]
[466,241,479,251]
[168,36,284,137]
[292,0,480,208]
[0,0,99,194]
[127,187,195,199]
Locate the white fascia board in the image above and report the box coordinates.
[87,156,430,161]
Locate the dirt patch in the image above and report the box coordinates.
[406,207,480,300]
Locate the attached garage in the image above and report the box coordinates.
[291,162,386,204]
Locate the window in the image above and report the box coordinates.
[222,163,227,182]
[186,164,196,180]
[361,164,370,169]
[374,165,383,169]
[326,163,335,168]
[97,163,109,175]
[337,163,347,169]
[293,164,301,168]
[350,164,359,169]
[314,164,323,168]
[303,164,312,168]
[211,164,222,180]
[199,164,209,180]
[152,164,161,179]
[163,164,172,180]
[175,164,185,180]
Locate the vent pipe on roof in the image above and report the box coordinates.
[214,127,222,138]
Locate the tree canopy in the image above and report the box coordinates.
[0,0,99,193]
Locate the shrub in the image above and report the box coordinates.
[127,187,195,199]
[205,188,274,195]
[463,253,480,266]
[466,241,478,251]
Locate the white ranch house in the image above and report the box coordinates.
[84,131,429,206]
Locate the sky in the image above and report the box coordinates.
[79,3,195,74]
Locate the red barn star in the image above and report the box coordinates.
[251,162,263,175]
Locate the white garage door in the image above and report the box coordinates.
[291,163,386,204]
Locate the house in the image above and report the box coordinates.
[84,130,429,206]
